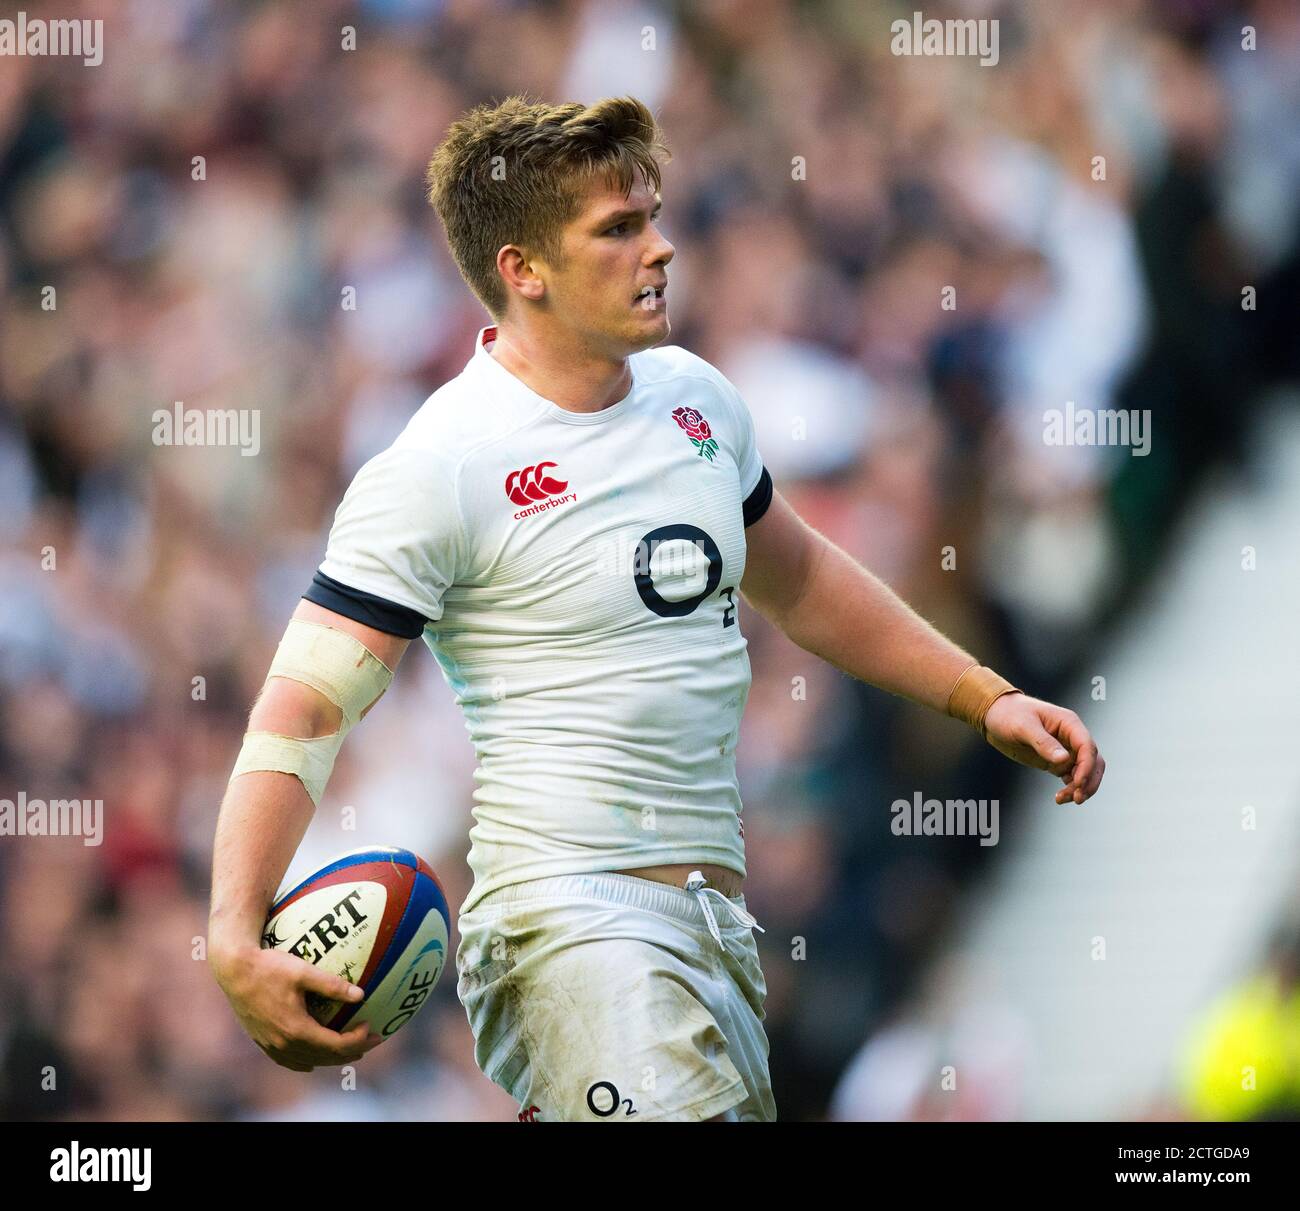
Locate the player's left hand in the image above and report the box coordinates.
[981,693,1105,804]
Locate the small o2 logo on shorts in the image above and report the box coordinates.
[587,1081,638,1118]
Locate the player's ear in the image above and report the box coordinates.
[497,244,546,303]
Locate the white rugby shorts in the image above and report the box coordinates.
[456,870,776,1122]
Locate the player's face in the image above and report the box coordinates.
[545,174,675,356]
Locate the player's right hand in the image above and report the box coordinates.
[211,943,383,1071]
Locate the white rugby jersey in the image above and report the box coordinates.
[307,326,774,914]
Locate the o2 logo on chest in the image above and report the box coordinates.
[632,523,736,626]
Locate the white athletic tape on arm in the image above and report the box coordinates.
[229,731,342,807]
[266,619,394,727]
[228,620,395,806]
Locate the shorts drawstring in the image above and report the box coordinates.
[684,870,764,952]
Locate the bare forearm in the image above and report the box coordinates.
[209,609,404,961]
[767,535,976,713]
[209,676,333,958]
[209,770,315,958]
[740,493,1104,801]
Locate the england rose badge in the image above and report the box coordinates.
[671,406,719,462]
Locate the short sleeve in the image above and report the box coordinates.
[712,367,773,527]
[312,443,466,631]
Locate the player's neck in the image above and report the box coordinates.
[488,324,633,416]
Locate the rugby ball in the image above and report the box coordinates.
[262,846,451,1041]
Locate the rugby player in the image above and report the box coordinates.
[209,96,1105,1121]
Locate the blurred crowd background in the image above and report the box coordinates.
[1,0,1298,1122]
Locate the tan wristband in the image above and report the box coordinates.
[946,663,1020,738]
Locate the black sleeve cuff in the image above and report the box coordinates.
[303,570,430,639]
[742,466,773,528]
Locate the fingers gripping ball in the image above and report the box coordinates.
[262,847,451,1042]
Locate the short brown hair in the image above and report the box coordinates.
[426,95,670,319]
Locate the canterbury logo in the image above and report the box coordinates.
[505,461,569,506]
